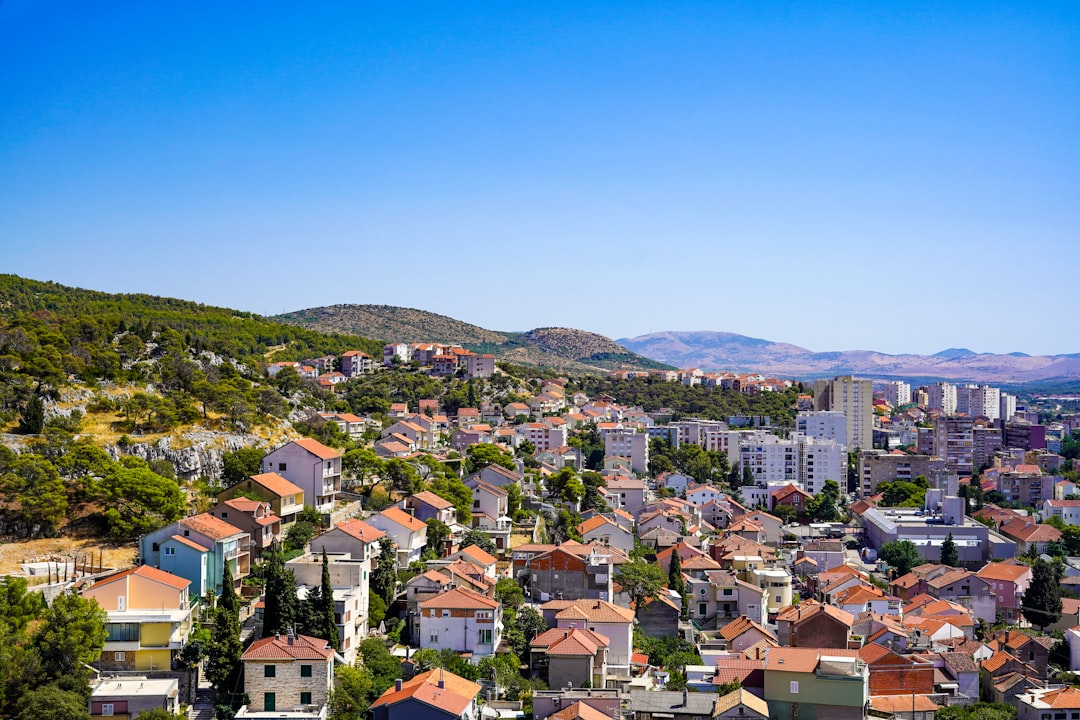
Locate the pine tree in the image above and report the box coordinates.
[218,561,239,620]
[940,532,959,567]
[1023,558,1063,630]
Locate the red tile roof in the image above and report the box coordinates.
[90,564,191,591]
[248,472,304,498]
[179,513,246,541]
[418,586,499,610]
[242,633,333,661]
[371,668,481,715]
[291,437,343,460]
[334,518,386,544]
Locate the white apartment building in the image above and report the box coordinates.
[604,430,649,474]
[1000,393,1017,423]
[738,432,844,496]
[927,382,958,415]
[956,384,1001,420]
[812,376,872,450]
[798,435,845,495]
[881,381,911,407]
[795,411,848,447]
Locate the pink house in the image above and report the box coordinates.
[976,561,1033,623]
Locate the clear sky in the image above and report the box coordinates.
[1,2,1077,356]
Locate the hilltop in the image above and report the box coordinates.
[277,304,671,375]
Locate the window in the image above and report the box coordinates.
[442,609,450,617]
[151,543,159,552]
[430,632,439,643]
[278,463,287,472]
[106,623,139,642]
[301,665,312,677]
[102,704,115,716]
[164,546,175,556]
[723,588,733,596]
[264,693,276,712]
[114,652,125,662]
[264,665,276,677]
[220,512,228,519]
[300,692,312,705]
[789,681,799,694]
[699,603,707,616]
[479,628,493,645]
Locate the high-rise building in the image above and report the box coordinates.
[812,376,873,450]
[795,411,848,447]
[956,384,1001,420]
[1000,393,1017,423]
[881,381,911,407]
[931,416,974,474]
[927,382,957,415]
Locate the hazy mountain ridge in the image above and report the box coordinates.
[277,305,671,374]
[618,330,1080,384]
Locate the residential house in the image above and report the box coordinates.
[867,695,941,720]
[542,598,635,676]
[741,511,784,546]
[636,593,681,637]
[800,540,845,574]
[529,627,610,688]
[763,648,868,720]
[288,551,372,662]
[775,601,854,649]
[719,616,777,653]
[218,472,304,525]
[139,513,250,597]
[711,689,769,720]
[341,350,374,377]
[82,565,194,672]
[310,518,386,563]
[369,508,428,567]
[240,632,334,714]
[628,690,723,720]
[857,643,934,697]
[976,561,1033,623]
[602,477,648,515]
[1042,499,1080,526]
[925,569,996,624]
[370,668,482,720]
[1017,687,1080,720]
[526,544,615,603]
[261,438,342,515]
[212,498,280,561]
[999,519,1062,556]
[466,480,509,523]
[382,420,434,450]
[89,677,181,719]
[989,629,1054,678]
[686,570,768,627]
[466,464,522,490]
[771,484,813,514]
[419,587,502,657]
[401,491,457,526]
[577,515,634,555]
[446,544,499,581]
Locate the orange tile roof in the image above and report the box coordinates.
[371,668,481,715]
[291,437,343,460]
[380,506,427,532]
[578,515,618,535]
[1036,687,1080,709]
[870,696,940,713]
[550,701,613,720]
[242,633,333,661]
[544,598,635,623]
[179,513,246,541]
[719,616,774,642]
[764,647,860,672]
[169,534,209,552]
[411,491,454,511]
[418,586,499,610]
[982,650,1018,673]
[90,564,191,591]
[248,472,304,498]
[458,544,497,567]
[334,518,386,544]
[547,628,611,656]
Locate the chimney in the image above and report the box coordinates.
[682,688,688,707]
[395,679,403,691]
[438,678,445,689]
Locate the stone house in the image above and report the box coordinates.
[241,632,334,714]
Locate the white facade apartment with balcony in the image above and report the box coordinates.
[882,381,912,407]
[795,411,848,447]
[603,431,649,474]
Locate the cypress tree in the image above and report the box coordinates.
[319,549,340,649]
[940,532,959,567]
[668,548,685,605]
[262,542,298,638]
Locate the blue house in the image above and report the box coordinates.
[140,513,250,599]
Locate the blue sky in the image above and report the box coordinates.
[1,2,1077,355]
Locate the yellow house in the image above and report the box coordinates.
[218,472,304,525]
[82,565,195,672]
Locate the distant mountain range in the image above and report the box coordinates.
[617,331,1080,386]
[276,305,672,375]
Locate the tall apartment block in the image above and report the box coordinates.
[812,376,873,450]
